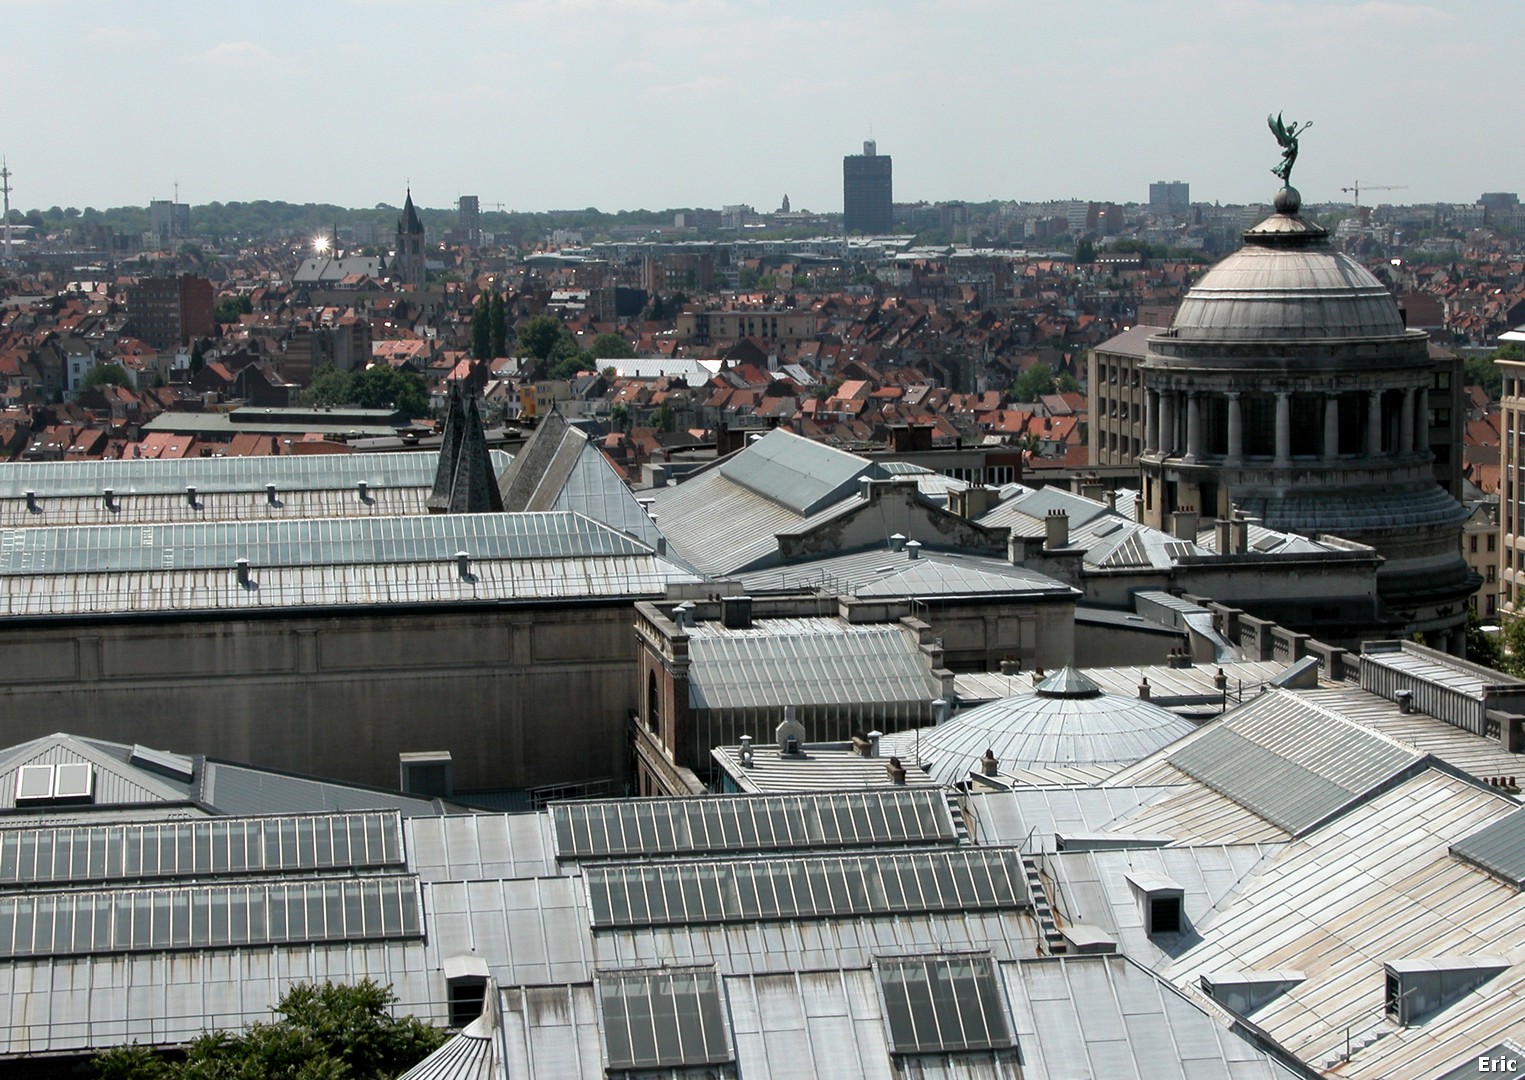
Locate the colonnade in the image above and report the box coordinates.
[1143,385,1428,465]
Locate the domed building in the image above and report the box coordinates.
[882,667,1195,786]
[1138,184,1476,652]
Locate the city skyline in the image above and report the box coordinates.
[2,1,1521,214]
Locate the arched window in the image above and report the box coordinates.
[647,671,661,735]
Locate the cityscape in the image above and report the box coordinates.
[4,3,1525,1078]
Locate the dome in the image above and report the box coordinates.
[1169,207,1406,342]
[890,668,1195,785]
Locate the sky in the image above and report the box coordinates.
[2,0,1520,215]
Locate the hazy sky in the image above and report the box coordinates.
[3,0,1519,214]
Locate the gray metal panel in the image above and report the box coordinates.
[716,428,881,516]
[1451,809,1525,888]
[1163,690,1422,835]
[686,620,937,713]
[202,763,445,818]
[0,511,649,576]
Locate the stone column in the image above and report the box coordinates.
[1274,391,1291,466]
[1184,392,1201,463]
[1400,388,1415,454]
[1323,392,1340,460]
[1144,389,1157,453]
[1416,386,1430,451]
[1159,390,1176,456]
[1226,392,1243,464]
[1367,390,1383,456]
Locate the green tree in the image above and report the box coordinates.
[93,979,446,1080]
[1056,370,1081,394]
[471,292,491,360]
[516,314,567,360]
[653,398,676,432]
[350,365,432,418]
[304,364,352,408]
[82,363,132,389]
[1012,362,1057,402]
[1074,237,1096,263]
[215,295,253,324]
[587,332,635,359]
[610,402,630,430]
[190,340,206,374]
[488,292,507,359]
[548,351,593,381]
[1464,343,1518,401]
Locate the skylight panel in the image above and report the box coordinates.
[876,954,1013,1055]
[598,967,731,1070]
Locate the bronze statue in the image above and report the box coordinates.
[1267,112,1311,184]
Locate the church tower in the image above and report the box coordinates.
[394,189,426,288]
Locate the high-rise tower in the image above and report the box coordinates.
[843,141,893,235]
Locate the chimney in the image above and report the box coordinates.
[933,698,949,725]
[867,730,882,758]
[186,485,198,508]
[1081,479,1104,503]
[886,755,907,785]
[1172,508,1199,541]
[1215,517,1231,552]
[999,658,1021,676]
[1138,677,1151,700]
[1214,667,1228,691]
[1396,689,1414,714]
[456,551,471,580]
[357,480,370,503]
[1231,517,1249,555]
[235,558,251,587]
[24,490,36,513]
[905,539,922,560]
[266,482,278,506]
[739,734,754,767]
[1044,509,1069,550]
[980,748,999,777]
[102,487,115,511]
[1104,490,1118,511]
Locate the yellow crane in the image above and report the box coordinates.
[1340,181,1407,207]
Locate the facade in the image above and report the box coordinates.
[1148,180,1189,215]
[126,273,215,349]
[1496,353,1525,618]
[394,189,427,288]
[457,194,480,245]
[1136,187,1475,651]
[673,307,816,345]
[148,198,190,241]
[1087,322,1165,465]
[843,140,893,235]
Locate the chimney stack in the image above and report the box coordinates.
[1044,509,1069,551]
[887,756,907,785]
[980,748,999,777]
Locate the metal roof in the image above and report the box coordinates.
[0,511,650,576]
[733,545,1074,601]
[0,452,510,499]
[686,619,938,714]
[715,428,884,515]
[1451,808,1525,888]
[1146,689,1426,836]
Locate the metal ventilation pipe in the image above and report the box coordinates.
[103,488,115,511]
[235,558,251,587]
[24,490,36,513]
[357,480,369,502]
[739,734,754,767]
[456,551,471,580]
[905,540,922,560]
[186,486,198,508]
[265,483,277,506]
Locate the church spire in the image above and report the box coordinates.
[428,382,504,514]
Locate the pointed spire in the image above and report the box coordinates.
[428,383,504,514]
[401,187,424,235]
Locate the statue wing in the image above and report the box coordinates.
[1267,112,1287,144]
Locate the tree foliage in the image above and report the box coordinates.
[93,979,447,1080]
[1463,343,1518,401]
[82,363,132,389]
[303,364,432,418]
[488,292,507,359]
[515,315,569,361]
[214,295,252,324]
[471,293,492,361]
[587,332,635,359]
[1011,362,1057,402]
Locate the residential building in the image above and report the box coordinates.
[125,274,215,349]
[148,198,190,241]
[1149,180,1189,215]
[843,140,893,235]
[457,194,480,245]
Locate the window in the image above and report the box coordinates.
[1149,895,1183,935]
[1471,535,1479,554]
[876,954,1013,1055]
[599,968,731,1070]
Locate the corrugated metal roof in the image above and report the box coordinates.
[1147,690,1425,836]
[0,511,649,575]
[734,546,1072,600]
[687,620,938,713]
[716,428,883,515]
[1451,808,1525,888]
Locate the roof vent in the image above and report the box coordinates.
[186,485,199,508]
[721,595,753,629]
[905,539,922,560]
[266,482,278,506]
[399,751,454,798]
[455,551,472,580]
[235,558,251,587]
[933,698,950,724]
[1126,871,1185,936]
[102,487,116,511]
[1385,956,1508,1026]
[776,709,806,754]
[130,743,195,782]
[1200,970,1306,1017]
[357,480,371,503]
[739,734,754,767]
[23,490,37,513]
[889,533,907,552]
[980,748,999,776]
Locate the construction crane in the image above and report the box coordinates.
[1340,181,1407,207]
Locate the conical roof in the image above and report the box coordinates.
[399,189,425,236]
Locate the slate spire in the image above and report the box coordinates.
[428,382,504,513]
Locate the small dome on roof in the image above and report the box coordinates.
[890,674,1196,786]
